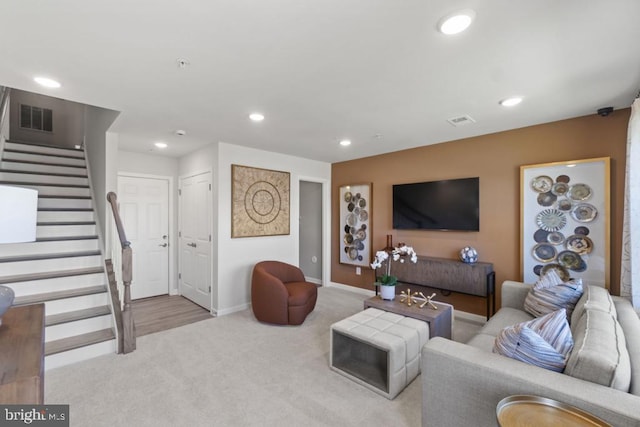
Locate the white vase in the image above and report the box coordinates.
[380,285,396,301]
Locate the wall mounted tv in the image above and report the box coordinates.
[393,177,480,231]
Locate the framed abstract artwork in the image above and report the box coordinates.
[339,183,372,267]
[520,157,610,288]
[231,164,290,238]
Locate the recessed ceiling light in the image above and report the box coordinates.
[438,9,475,35]
[154,142,168,149]
[34,77,61,88]
[339,139,351,147]
[499,97,523,107]
[249,113,265,122]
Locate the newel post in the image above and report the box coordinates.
[122,245,136,353]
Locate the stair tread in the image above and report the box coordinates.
[0,159,87,169]
[45,328,114,356]
[38,195,91,199]
[38,208,93,212]
[37,221,96,226]
[46,305,111,326]
[4,148,86,161]
[36,235,98,241]
[6,140,84,153]
[0,267,104,284]
[0,180,89,188]
[0,250,101,263]
[13,285,107,305]
[0,168,88,178]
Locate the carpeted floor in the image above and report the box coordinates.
[45,286,482,427]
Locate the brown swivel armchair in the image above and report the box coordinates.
[251,261,318,325]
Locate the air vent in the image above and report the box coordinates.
[447,115,476,127]
[20,104,53,132]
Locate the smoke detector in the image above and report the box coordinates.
[176,59,190,69]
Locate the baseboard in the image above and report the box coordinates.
[216,302,251,317]
[325,281,376,297]
[305,276,322,285]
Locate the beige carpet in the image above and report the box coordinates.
[45,286,482,427]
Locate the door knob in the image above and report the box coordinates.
[162,235,168,239]
[187,242,197,248]
[159,243,168,247]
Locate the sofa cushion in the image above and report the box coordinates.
[571,285,617,328]
[493,309,573,372]
[478,307,534,337]
[524,270,583,319]
[565,308,631,392]
[614,296,640,397]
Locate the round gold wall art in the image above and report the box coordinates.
[232,164,290,238]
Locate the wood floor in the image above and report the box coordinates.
[131,295,213,337]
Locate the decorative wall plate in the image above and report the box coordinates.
[565,235,593,255]
[556,175,570,184]
[557,250,583,270]
[532,243,557,262]
[343,234,353,244]
[343,191,352,202]
[537,192,557,207]
[568,183,592,201]
[345,213,357,227]
[359,210,368,222]
[536,209,567,232]
[531,175,554,193]
[574,226,590,236]
[547,232,565,245]
[348,247,358,260]
[556,198,572,212]
[540,263,571,281]
[551,182,569,196]
[533,228,550,243]
[571,203,598,222]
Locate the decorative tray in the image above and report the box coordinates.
[496,395,611,426]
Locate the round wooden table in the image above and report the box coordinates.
[496,395,611,427]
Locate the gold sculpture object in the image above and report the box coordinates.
[399,290,438,309]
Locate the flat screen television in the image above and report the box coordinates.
[392,177,479,231]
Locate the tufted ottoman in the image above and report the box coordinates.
[330,308,429,399]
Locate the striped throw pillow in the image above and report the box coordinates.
[494,309,574,372]
[524,270,583,319]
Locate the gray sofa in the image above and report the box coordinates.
[421,280,640,427]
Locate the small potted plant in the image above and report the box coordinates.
[371,244,418,300]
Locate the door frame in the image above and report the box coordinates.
[178,169,214,313]
[297,176,330,287]
[117,172,176,295]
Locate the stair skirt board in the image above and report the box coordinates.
[37,198,93,209]
[2,151,86,167]
[45,338,117,371]
[1,161,88,176]
[10,273,106,300]
[4,141,85,158]
[0,171,89,186]
[0,239,99,258]
[1,255,102,275]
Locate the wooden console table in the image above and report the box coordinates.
[386,255,495,319]
[0,304,45,404]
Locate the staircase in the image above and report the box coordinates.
[0,140,117,370]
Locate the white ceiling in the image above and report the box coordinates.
[1,1,639,162]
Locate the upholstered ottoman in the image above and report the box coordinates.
[330,308,429,399]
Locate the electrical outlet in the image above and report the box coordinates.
[356,267,361,275]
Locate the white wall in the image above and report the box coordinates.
[119,149,180,293]
[216,142,331,314]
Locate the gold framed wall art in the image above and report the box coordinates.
[339,183,372,267]
[232,164,290,238]
[520,157,610,288]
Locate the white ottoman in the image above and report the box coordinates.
[330,308,429,399]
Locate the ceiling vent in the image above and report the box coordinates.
[447,115,476,127]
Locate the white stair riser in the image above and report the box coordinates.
[0,239,99,258]
[7,184,90,197]
[45,292,110,315]
[5,142,85,159]
[38,198,93,210]
[45,315,113,342]
[0,171,89,186]
[9,273,106,299]
[1,161,87,176]
[45,339,116,371]
[38,210,95,223]
[37,224,96,238]
[1,255,102,275]
[3,151,86,167]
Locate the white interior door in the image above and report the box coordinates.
[179,172,212,310]
[118,175,169,300]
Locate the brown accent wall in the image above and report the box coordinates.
[332,110,629,316]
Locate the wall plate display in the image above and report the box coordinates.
[231,164,290,238]
[521,157,610,288]
[339,183,372,267]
